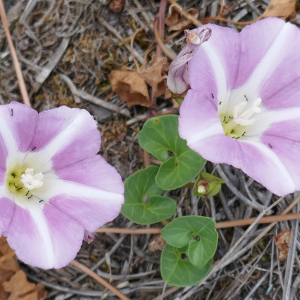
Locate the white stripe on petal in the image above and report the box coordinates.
[0,185,7,198]
[241,140,295,191]
[202,43,229,104]
[26,203,55,268]
[187,123,223,146]
[234,23,296,102]
[33,178,124,204]
[246,107,300,138]
[36,110,89,163]
[0,117,18,156]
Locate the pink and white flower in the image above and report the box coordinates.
[175,18,300,196]
[0,102,124,269]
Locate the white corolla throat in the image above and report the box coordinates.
[219,97,262,139]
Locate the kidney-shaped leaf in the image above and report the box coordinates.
[121,166,176,225]
[161,244,212,287]
[138,115,206,190]
[161,216,218,268]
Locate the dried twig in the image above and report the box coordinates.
[216,165,268,213]
[59,74,130,117]
[95,211,300,234]
[71,260,131,300]
[36,38,70,84]
[0,0,31,107]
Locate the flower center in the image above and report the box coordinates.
[219,98,262,139]
[6,165,44,203]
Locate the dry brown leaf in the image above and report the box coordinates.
[274,229,291,261]
[108,68,150,107]
[262,0,296,18]
[0,238,47,300]
[139,55,170,101]
[165,5,199,32]
[148,235,166,253]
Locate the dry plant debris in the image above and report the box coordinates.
[0,0,300,299]
[138,54,171,101]
[262,0,296,18]
[0,238,46,300]
[165,4,199,31]
[108,67,150,107]
[275,229,291,261]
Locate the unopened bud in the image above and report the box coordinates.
[193,172,224,198]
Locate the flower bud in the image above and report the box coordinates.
[193,172,224,198]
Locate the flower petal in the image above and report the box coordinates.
[239,141,295,196]
[43,204,84,268]
[6,203,83,269]
[55,155,124,193]
[179,90,223,143]
[235,18,285,89]
[32,178,124,232]
[261,77,300,110]
[50,194,122,232]
[0,102,38,155]
[31,106,100,170]
[234,19,300,103]
[188,24,239,102]
[0,197,15,236]
[260,120,300,192]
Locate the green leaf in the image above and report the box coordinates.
[161,216,218,268]
[138,115,206,190]
[121,166,176,225]
[161,244,212,287]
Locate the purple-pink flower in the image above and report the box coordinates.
[0,102,124,269]
[174,18,300,196]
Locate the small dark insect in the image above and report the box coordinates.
[39,200,43,203]
[32,147,36,151]
[26,191,29,196]
[230,130,234,134]
[219,102,222,105]
[28,195,33,199]
[242,132,246,136]
[17,187,23,191]
[268,143,273,149]
[211,94,214,99]
[10,109,13,116]
[11,173,15,178]
[244,95,249,101]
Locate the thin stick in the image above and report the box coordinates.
[96,211,300,234]
[0,0,31,107]
[71,260,131,300]
[153,17,176,60]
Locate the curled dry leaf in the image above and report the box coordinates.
[139,55,170,102]
[165,5,199,32]
[108,67,150,107]
[274,229,291,261]
[148,235,166,253]
[0,238,47,300]
[261,0,296,18]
